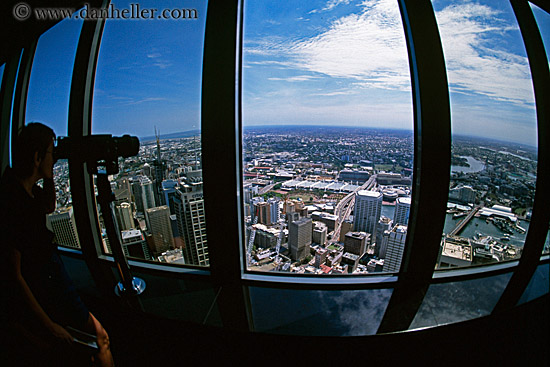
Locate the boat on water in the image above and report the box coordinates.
[453,212,467,219]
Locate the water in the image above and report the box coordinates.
[451,156,485,174]
[443,213,529,248]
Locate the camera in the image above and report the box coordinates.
[54,134,140,174]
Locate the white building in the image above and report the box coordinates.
[394,196,411,226]
[382,225,408,273]
[353,190,382,237]
[47,207,81,249]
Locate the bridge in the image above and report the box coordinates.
[448,206,481,236]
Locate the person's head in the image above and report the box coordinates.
[12,123,56,179]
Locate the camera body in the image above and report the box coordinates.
[54,134,140,174]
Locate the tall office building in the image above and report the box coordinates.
[162,179,179,214]
[376,216,393,257]
[121,229,151,260]
[382,225,408,273]
[353,190,382,237]
[312,221,327,246]
[115,202,134,231]
[174,173,208,266]
[141,177,156,211]
[344,231,370,257]
[47,208,81,248]
[394,197,411,226]
[289,217,312,261]
[146,205,175,255]
[251,197,279,225]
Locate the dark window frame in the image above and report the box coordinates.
[3,0,548,334]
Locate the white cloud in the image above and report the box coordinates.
[435,2,535,107]
[267,75,319,82]
[310,0,353,13]
[246,0,410,91]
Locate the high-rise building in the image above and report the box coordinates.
[47,208,80,248]
[344,231,370,257]
[382,225,408,273]
[141,177,156,211]
[339,219,353,243]
[289,217,312,261]
[376,216,393,257]
[353,190,382,236]
[174,173,208,266]
[146,205,175,255]
[251,197,279,225]
[115,202,134,231]
[312,221,327,246]
[162,179,179,215]
[394,197,411,226]
[121,229,151,260]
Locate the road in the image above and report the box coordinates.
[330,175,377,243]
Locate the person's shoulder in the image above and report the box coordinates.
[0,168,26,211]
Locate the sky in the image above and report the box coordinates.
[23,0,550,146]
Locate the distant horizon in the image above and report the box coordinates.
[24,0,545,148]
[145,124,538,150]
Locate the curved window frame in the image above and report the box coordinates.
[2,0,548,334]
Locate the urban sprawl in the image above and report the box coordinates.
[47,126,548,273]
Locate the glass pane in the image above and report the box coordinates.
[91,0,208,265]
[24,18,83,249]
[530,3,550,59]
[531,1,550,258]
[242,0,413,275]
[517,262,549,305]
[433,0,537,270]
[409,272,512,329]
[132,271,221,326]
[248,286,392,336]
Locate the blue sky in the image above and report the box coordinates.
[23,0,549,146]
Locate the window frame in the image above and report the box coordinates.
[3,0,548,334]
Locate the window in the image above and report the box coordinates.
[433,0,538,270]
[91,0,208,266]
[241,0,413,275]
[530,2,550,256]
[25,18,83,249]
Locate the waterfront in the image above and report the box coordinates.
[443,213,529,248]
[451,156,485,174]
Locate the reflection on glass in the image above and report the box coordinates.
[530,3,550,59]
[409,272,512,329]
[242,0,413,275]
[433,0,537,270]
[91,0,208,265]
[249,287,392,336]
[24,18,83,249]
[517,263,549,306]
[133,272,221,326]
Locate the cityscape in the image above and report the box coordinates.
[46,125,549,274]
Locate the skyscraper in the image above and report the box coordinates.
[47,208,81,248]
[394,196,411,226]
[146,205,175,255]
[382,225,408,273]
[344,231,370,257]
[141,177,156,211]
[312,221,327,246]
[115,202,134,231]
[174,173,208,266]
[289,217,312,261]
[353,190,382,237]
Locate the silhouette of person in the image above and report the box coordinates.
[0,123,115,366]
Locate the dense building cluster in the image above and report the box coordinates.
[45,127,545,272]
